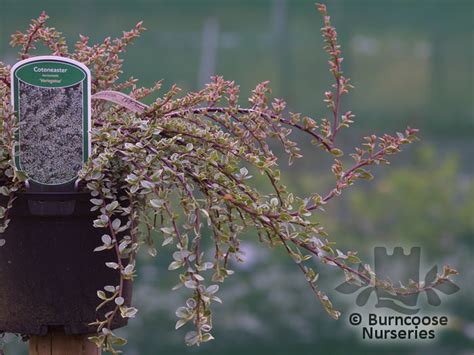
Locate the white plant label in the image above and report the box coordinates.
[11,56,91,186]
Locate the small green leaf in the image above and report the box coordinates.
[90,199,103,206]
[141,180,155,189]
[175,318,188,330]
[112,219,121,231]
[106,201,119,212]
[105,262,120,269]
[150,199,163,209]
[347,255,361,264]
[201,333,215,342]
[111,336,128,346]
[168,261,183,270]
[207,285,219,294]
[162,236,174,246]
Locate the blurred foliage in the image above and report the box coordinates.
[320,145,474,258]
[0,0,473,136]
[348,146,474,256]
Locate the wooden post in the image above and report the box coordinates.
[29,331,101,355]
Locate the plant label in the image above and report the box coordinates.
[11,56,91,186]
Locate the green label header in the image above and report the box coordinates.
[14,60,86,88]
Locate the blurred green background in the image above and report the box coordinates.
[1,0,473,354]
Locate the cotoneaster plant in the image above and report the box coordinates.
[0,4,458,354]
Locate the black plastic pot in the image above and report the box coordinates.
[0,192,132,335]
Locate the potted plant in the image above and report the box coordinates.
[0,3,458,354]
